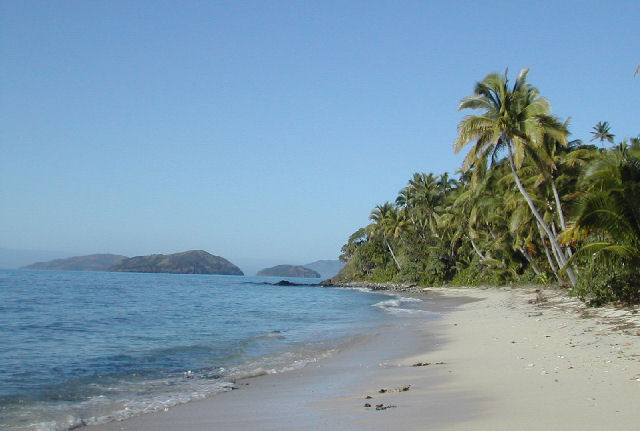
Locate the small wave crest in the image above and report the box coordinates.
[372,295,434,316]
[19,340,342,431]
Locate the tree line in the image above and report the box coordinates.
[338,69,639,305]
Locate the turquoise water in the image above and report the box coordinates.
[0,270,428,430]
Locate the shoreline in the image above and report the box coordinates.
[86,284,640,430]
[84,289,472,431]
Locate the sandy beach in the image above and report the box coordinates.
[87,286,640,431]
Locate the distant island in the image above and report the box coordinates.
[110,250,244,275]
[22,254,127,271]
[303,260,344,279]
[257,265,321,278]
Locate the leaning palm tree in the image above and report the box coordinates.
[454,68,577,285]
[590,121,615,149]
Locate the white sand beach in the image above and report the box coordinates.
[87,286,640,431]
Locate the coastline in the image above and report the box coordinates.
[85,285,640,430]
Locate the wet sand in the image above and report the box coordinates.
[87,286,640,430]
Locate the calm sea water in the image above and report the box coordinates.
[0,270,428,431]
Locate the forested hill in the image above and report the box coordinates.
[23,254,127,271]
[257,265,321,278]
[109,250,244,275]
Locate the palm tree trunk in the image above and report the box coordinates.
[507,143,576,286]
[550,180,567,231]
[550,179,574,258]
[470,238,486,260]
[537,222,559,279]
[519,247,542,276]
[385,239,402,270]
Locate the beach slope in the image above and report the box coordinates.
[87,287,640,430]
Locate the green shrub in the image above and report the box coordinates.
[571,266,640,306]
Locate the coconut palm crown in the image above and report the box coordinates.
[454,68,576,285]
[589,121,615,148]
[454,68,566,170]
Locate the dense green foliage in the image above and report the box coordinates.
[337,69,639,305]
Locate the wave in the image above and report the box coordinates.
[372,295,436,316]
[15,337,345,431]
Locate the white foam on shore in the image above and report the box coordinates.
[23,341,348,431]
[27,379,238,431]
[331,285,435,316]
[372,295,436,316]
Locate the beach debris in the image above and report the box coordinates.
[375,404,396,411]
[364,403,372,408]
[365,395,373,399]
[377,385,411,394]
[528,289,547,304]
[412,361,446,367]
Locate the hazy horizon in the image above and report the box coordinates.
[2,1,638,266]
[0,246,339,276]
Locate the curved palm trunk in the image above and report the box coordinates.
[519,247,542,277]
[550,180,567,231]
[470,238,486,260]
[537,221,559,280]
[550,179,574,258]
[385,238,402,270]
[507,143,576,286]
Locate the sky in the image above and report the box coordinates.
[1,0,638,270]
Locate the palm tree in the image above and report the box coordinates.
[563,145,640,303]
[454,68,577,285]
[590,121,615,149]
[368,203,407,270]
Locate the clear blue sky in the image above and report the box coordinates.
[1,0,638,268]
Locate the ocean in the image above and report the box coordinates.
[0,270,430,431]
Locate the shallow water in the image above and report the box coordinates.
[0,270,429,431]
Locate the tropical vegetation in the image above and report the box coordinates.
[337,68,639,306]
